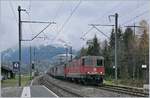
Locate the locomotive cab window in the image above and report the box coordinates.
[85,57,93,65]
[97,59,103,66]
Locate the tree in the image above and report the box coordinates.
[109,27,123,78]
[109,28,115,49]
[102,40,112,78]
[86,35,101,56]
[137,20,149,81]
[124,28,134,78]
[138,20,149,66]
[80,47,87,57]
[109,28,115,69]
[117,27,124,78]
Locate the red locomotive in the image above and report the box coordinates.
[48,56,105,85]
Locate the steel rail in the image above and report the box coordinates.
[98,84,149,97]
[39,76,84,97]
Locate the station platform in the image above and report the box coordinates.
[1,85,58,97]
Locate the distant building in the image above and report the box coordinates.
[51,54,75,65]
[1,65,15,79]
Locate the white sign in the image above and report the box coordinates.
[113,66,115,69]
[14,63,19,68]
[142,65,147,68]
[13,61,19,72]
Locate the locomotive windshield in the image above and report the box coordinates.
[85,57,93,65]
[82,57,94,66]
[81,56,104,66]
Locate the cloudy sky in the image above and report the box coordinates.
[0,0,150,52]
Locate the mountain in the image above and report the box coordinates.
[1,45,76,73]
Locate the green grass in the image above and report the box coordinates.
[104,80,114,85]
[1,75,31,87]
[104,79,144,88]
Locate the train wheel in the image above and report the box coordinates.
[81,80,84,85]
[75,79,78,83]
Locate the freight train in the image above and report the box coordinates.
[47,56,105,85]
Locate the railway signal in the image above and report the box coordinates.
[32,63,35,70]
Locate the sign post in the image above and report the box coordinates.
[13,61,20,86]
[13,61,19,72]
[142,65,147,84]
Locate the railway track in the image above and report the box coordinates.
[98,84,149,97]
[38,75,149,97]
[56,77,149,97]
[39,76,84,97]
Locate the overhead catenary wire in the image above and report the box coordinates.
[0,0,2,23]
[93,1,123,23]
[9,1,18,23]
[82,1,149,40]
[92,25,109,39]
[30,0,65,42]
[81,27,94,39]
[31,23,55,41]
[119,2,149,22]
[43,0,65,40]
[96,1,148,24]
[24,2,35,39]
[24,3,56,42]
[28,0,31,13]
[52,0,82,42]
[25,1,57,41]
[53,0,64,20]
[80,1,149,46]
[121,10,150,26]
[81,1,123,42]
[28,0,34,35]
[92,1,148,31]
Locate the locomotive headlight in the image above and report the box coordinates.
[100,72,103,74]
[93,68,97,71]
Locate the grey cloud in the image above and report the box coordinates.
[0,0,149,52]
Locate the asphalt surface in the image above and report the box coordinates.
[1,87,23,97]
[30,85,57,97]
[1,76,58,97]
[1,86,58,97]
